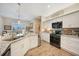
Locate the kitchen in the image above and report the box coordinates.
[0,3,79,56]
[41,3,79,55]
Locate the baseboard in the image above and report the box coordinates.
[61,47,79,56]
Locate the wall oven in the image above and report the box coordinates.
[50,21,62,48]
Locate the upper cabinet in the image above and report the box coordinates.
[63,11,79,28]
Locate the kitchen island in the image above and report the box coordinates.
[11,33,38,56]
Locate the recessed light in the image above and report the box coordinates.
[48,5,51,8]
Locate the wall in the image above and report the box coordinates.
[2,16,30,27]
[2,17,15,25]
[0,16,3,35]
[0,16,30,34]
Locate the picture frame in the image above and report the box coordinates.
[4,25,11,30]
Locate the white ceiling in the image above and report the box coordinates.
[0,3,74,21]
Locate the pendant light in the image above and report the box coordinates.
[17,3,21,24]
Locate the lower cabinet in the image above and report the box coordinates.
[30,36,38,49]
[41,32,50,43]
[61,35,79,55]
[11,35,38,56]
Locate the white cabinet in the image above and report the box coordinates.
[11,38,27,56]
[61,35,79,55]
[63,12,79,28]
[41,32,50,43]
[30,36,38,49]
[23,37,30,54]
[11,35,38,56]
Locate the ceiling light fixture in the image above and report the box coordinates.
[48,5,51,8]
[17,3,21,24]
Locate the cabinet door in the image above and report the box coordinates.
[61,36,79,55]
[44,33,50,43]
[63,12,79,28]
[23,37,30,54]
[42,33,50,43]
[11,37,30,56]
[11,39,25,56]
[69,38,79,53]
[30,36,38,49]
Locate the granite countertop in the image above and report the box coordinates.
[0,33,38,55]
[61,34,79,39]
[25,32,38,37]
[11,37,24,44]
[11,32,38,44]
[0,36,25,55]
[0,41,12,55]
